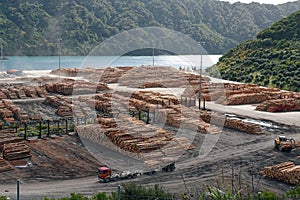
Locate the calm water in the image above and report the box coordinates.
[0,55,221,71]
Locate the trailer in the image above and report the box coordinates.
[97,161,176,183]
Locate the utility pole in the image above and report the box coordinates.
[199,53,203,110]
[152,47,154,66]
[58,38,62,70]
[198,42,205,110]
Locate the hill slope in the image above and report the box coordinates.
[0,0,300,55]
[207,10,300,92]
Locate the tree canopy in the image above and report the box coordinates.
[207,10,300,92]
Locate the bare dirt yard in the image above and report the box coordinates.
[1,121,299,200]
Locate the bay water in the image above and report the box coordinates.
[0,55,221,71]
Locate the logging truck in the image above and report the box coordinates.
[274,136,300,152]
[97,162,176,183]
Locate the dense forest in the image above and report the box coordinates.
[0,0,300,56]
[207,10,300,92]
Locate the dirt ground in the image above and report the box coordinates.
[0,120,299,200]
[0,135,100,185]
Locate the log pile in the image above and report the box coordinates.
[0,91,7,99]
[1,100,28,121]
[3,142,32,161]
[0,108,14,122]
[118,66,210,89]
[45,78,109,95]
[0,157,13,172]
[261,162,300,185]
[15,89,27,99]
[217,83,300,105]
[22,87,38,98]
[99,67,133,83]
[0,129,22,147]
[217,93,268,105]
[256,98,300,112]
[56,105,73,117]
[200,111,263,135]
[0,85,48,100]
[96,115,194,154]
[191,82,300,106]
[77,116,194,162]
[50,67,132,83]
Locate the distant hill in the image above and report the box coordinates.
[0,0,300,56]
[207,10,300,92]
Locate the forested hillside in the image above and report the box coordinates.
[207,10,300,92]
[0,0,300,55]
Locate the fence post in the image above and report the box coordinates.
[24,122,27,140]
[38,120,42,139]
[17,179,20,200]
[15,122,18,133]
[47,120,50,137]
[65,119,68,135]
[57,120,60,135]
[258,192,261,200]
[117,185,121,200]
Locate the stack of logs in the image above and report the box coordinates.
[0,84,47,100]
[118,66,210,89]
[200,111,263,135]
[78,90,263,134]
[45,95,73,117]
[50,67,133,83]
[45,78,109,95]
[0,105,14,123]
[261,162,300,185]
[256,98,300,112]
[211,83,300,106]
[45,95,94,117]
[77,115,194,162]
[3,100,29,121]
[0,129,23,147]
[0,157,13,172]
[2,142,32,161]
[98,115,194,154]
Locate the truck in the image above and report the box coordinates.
[97,161,176,183]
[274,135,300,152]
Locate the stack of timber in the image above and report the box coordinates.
[214,83,300,106]
[0,129,22,148]
[261,162,300,185]
[6,88,19,99]
[79,91,221,134]
[45,95,75,117]
[97,115,194,154]
[97,116,172,153]
[35,87,48,98]
[2,100,29,121]
[50,67,129,83]
[22,86,38,98]
[0,84,48,100]
[45,78,109,95]
[200,111,263,135]
[118,66,210,89]
[99,67,133,83]
[56,105,73,117]
[217,93,268,105]
[77,117,194,162]
[15,89,27,99]
[0,108,14,122]
[3,142,32,161]
[256,98,300,112]
[0,157,13,172]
